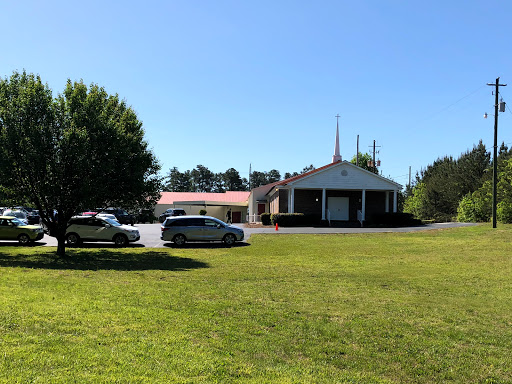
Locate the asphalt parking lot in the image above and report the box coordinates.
[28,222,478,248]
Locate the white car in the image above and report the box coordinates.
[65,216,140,247]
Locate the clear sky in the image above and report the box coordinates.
[2,0,511,187]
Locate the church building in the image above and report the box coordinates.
[247,120,402,225]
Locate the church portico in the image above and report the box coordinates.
[267,185,398,225]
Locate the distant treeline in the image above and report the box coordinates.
[163,164,316,192]
[404,140,512,223]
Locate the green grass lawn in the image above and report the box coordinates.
[1,225,512,383]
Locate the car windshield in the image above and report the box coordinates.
[11,218,27,226]
[105,218,121,226]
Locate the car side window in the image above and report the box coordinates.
[87,219,104,227]
[204,219,220,228]
[166,218,185,227]
[181,218,204,226]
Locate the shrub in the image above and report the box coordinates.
[497,201,512,223]
[199,209,207,216]
[270,213,323,227]
[260,213,272,225]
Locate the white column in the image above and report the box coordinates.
[393,190,398,212]
[287,189,291,213]
[385,191,390,213]
[290,188,295,213]
[362,189,366,221]
[322,188,326,220]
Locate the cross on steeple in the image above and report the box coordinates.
[332,114,342,163]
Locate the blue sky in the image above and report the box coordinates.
[2,0,511,187]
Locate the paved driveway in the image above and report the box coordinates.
[31,222,478,248]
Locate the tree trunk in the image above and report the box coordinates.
[55,222,68,257]
[56,236,66,257]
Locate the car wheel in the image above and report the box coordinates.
[66,233,81,246]
[223,233,236,246]
[18,233,31,245]
[173,234,186,246]
[113,234,128,247]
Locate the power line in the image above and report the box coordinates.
[417,84,487,123]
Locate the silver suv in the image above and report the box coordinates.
[161,215,244,246]
[66,216,140,247]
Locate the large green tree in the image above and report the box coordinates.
[350,152,377,173]
[404,141,490,221]
[223,168,245,191]
[0,71,161,256]
[191,165,214,192]
[165,167,193,192]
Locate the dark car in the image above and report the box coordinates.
[137,209,156,224]
[13,207,41,225]
[99,208,136,226]
[158,208,186,223]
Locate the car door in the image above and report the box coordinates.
[0,219,15,240]
[181,218,204,241]
[203,218,225,240]
[82,218,110,240]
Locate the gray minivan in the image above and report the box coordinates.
[160,215,244,246]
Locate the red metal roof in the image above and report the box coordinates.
[158,191,250,205]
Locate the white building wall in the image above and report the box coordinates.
[155,204,247,223]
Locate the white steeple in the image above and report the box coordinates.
[332,114,342,163]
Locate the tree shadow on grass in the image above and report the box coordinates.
[0,248,209,271]
[162,242,251,249]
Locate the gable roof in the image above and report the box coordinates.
[257,161,401,196]
[158,191,250,205]
[285,161,402,187]
[274,162,341,186]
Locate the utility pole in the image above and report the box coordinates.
[487,77,507,229]
[408,166,412,190]
[356,135,359,166]
[368,140,381,173]
[373,140,376,172]
[248,163,252,191]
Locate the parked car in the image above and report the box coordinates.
[65,216,140,247]
[159,208,186,223]
[16,207,41,225]
[161,215,244,246]
[137,209,156,224]
[2,209,29,225]
[81,211,98,217]
[97,213,118,222]
[99,208,136,226]
[0,215,44,244]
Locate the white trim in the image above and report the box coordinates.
[290,188,295,213]
[385,191,390,213]
[285,161,402,189]
[393,190,398,212]
[321,188,326,220]
[362,189,366,222]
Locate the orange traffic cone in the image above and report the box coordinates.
[275,222,279,231]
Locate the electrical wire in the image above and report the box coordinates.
[417,84,488,123]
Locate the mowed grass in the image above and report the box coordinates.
[1,226,512,383]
